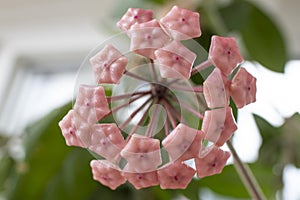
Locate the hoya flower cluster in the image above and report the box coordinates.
[59,6,257,190]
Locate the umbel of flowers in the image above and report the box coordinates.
[59,6,257,190]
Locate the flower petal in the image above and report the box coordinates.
[208,36,243,75]
[73,85,110,124]
[155,40,196,79]
[129,19,170,59]
[90,160,126,190]
[160,5,201,40]
[203,68,230,108]
[201,107,237,146]
[195,145,230,178]
[157,161,196,189]
[230,67,257,108]
[120,134,162,173]
[90,44,128,84]
[117,8,153,33]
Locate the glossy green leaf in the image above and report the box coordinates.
[220,0,287,72]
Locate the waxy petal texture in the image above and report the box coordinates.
[201,107,237,146]
[122,164,159,189]
[209,36,243,75]
[129,19,170,59]
[195,145,230,178]
[230,67,257,108]
[162,123,203,161]
[203,68,230,108]
[90,44,128,84]
[117,8,153,33]
[120,134,162,172]
[160,5,201,40]
[58,110,90,148]
[157,161,196,189]
[90,160,126,190]
[89,124,125,162]
[73,85,110,124]
[155,40,196,79]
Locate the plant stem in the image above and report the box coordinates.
[226,140,266,200]
[124,70,151,82]
[191,60,212,75]
[107,91,151,102]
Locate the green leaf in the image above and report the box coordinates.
[253,114,283,166]
[6,104,100,200]
[220,0,287,72]
[199,163,282,199]
[282,113,300,168]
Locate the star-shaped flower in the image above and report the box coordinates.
[58,110,91,148]
[155,40,196,79]
[73,85,110,124]
[120,134,162,172]
[117,8,153,33]
[201,107,237,146]
[90,160,126,190]
[195,145,230,178]
[122,164,159,189]
[203,68,230,109]
[129,19,170,59]
[230,67,257,108]
[160,5,201,40]
[89,44,128,84]
[89,123,125,162]
[162,123,203,161]
[157,161,196,189]
[208,36,244,75]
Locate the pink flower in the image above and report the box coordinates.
[90,160,126,190]
[201,107,237,146]
[195,145,230,178]
[120,134,162,173]
[157,161,196,189]
[129,19,170,59]
[230,67,257,108]
[154,40,196,79]
[160,5,201,40]
[89,123,125,162]
[117,8,153,33]
[208,36,244,76]
[89,44,128,84]
[162,123,203,161]
[203,68,230,108]
[73,85,110,124]
[58,110,90,148]
[122,164,159,189]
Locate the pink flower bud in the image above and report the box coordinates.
[203,68,230,108]
[157,161,196,189]
[230,67,257,108]
[129,19,170,59]
[90,160,126,190]
[89,124,125,162]
[120,134,162,173]
[155,40,196,79]
[160,5,201,40]
[58,110,91,148]
[73,85,110,124]
[162,123,204,161]
[195,145,230,178]
[89,44,128,84]
[122,164,159,189]
[117,8,153,33]
[208,36,244,75]
[201,107,237,146]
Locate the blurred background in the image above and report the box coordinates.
[0,0,300,199]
